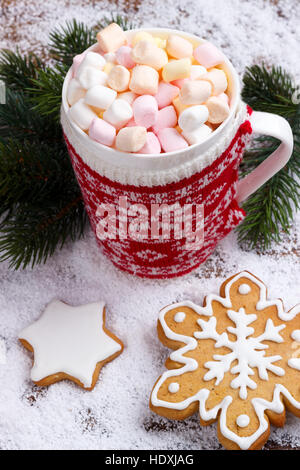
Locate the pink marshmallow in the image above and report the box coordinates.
[157,128,188,153]
[88,117,116,147]
[193,42,224,69]
[138,132,161,154]
[132,95,158,129]
[72,52,86,77]
[171,78,190,89]
[152,105,177,134]
[154,82,179,109]
[116,46,136,69]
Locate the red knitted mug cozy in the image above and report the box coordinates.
[61,103,253,279]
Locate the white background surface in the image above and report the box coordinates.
[0,0,300,450]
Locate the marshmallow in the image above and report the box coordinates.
[162,58,191,83]
[166,34,193,59]
[132,95,158,129]
[131,41,168,70]
[68,98,97,130]
[104,52,117,63]
[179,80,212,105]
[129,65,159,95]
[154,82,179,109]
[85,85,117,110]
[103,62,114,75]
[154,37,167,49]
[193,42,224,68]
[152,105,177,134]
[116,46,135,69]
[157,128,188,153]
[171,78,190,88]
[138,132,161,154]
[218,92,229,104]
[132,31,156,46]
[107,65,130,92]
[172,96,190,115]
[67,78,86,106]
[89,117,116,146]
[206,96,230,124]
[118,91,137,104]
[190,65,207,80]
[116,126,147,152]
[201,68,227,95]
[72,52,86,77]
[76,51,106,76]
[77,66,108,89]
[103,99,133,129]
[182,124,212,145]
[97,23,127,53]
[178,105,209,132]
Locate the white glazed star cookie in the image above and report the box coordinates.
[19,300,123,390]
[150,271,300,450]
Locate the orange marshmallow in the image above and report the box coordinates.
[179,80,212,105]
[206,96,230,124]
[162,58,191,83]
[97,23,127,53]
[115,126,147,152]
[166,34,193,59]
[107,65,130,92]
[129,65,159,95]
[131,41,168,70]
[200,68,228,95]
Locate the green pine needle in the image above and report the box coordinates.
[237,64,300,250]
[95,13,136,32]
[30,66,65,121]
[0,49,45,94]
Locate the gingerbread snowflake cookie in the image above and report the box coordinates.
[150,271,300,450]
[19,300,123,390]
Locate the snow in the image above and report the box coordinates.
[0,0,300,450]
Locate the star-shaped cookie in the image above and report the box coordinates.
[19,300,123,390]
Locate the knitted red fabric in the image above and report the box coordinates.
[64,112,252,279]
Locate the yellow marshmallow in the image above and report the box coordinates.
[97,23,126,53]
[103,62,114,74]
[131,31,155,46]
[162,58,191,82]
[154,37,167,48]
[172,96,190,115]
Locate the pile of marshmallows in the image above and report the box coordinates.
[67,23,230,155]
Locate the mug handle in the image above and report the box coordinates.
[236,111,294,203]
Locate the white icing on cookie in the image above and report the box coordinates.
[291,330,300,342]
[238,284,251,295]
[236,414,250,428]
[151,271,300,450]
[174,312,186,323]
[19,300,122,388]
[168,382,180,393]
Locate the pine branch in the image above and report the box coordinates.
[49,19,96,68]
[0,49,45,94]
[237,65,300,250]
[29,66,65,122]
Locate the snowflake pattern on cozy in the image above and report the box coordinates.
[150,271,300,450]
[63,112,252,279]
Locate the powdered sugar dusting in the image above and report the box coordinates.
[0,0,300,450]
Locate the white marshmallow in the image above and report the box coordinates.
[104,52,117,63]
[190,65,207,80]
[68,98,97,130]
[178,105,209,132]
[77,66,108,89]
[85,85,117,110]
[182,124,212,145]
[76,51,106,77]
[118,91,137,105]
[67,78,86,106]
[103,99,133,129]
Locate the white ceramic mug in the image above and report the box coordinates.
[61,28,293,279]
